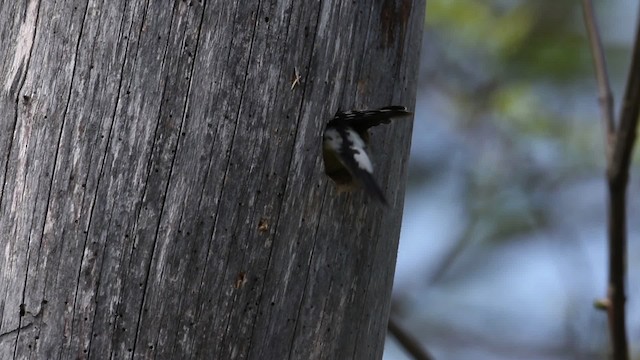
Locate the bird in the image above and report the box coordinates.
[322,105,412,205]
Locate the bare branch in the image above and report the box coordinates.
[605,185,629,360]
[611,6,640,179]
[581,0,616,160]
[581,2,640,359]
[605,5,640,360]
[387,317,434,360]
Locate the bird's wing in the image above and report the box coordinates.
[332,106,412,132]
[324,127,388,205]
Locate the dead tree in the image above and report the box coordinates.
[0,1,424,359]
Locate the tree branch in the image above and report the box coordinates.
[581,0,616,160]
[387,316,434,360]
[581,2,640,359]
[611,6,640,179]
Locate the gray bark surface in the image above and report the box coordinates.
[0,1,424,359]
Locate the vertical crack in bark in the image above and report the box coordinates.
[241,1,300,357]
[131,3,209,360]
[1,0,41,217]
[215,1,264,355]
[80,1,148,358]
[6,2,41,359]
[128,1,190,357]
[284,3,326,359]
[59,3,102,358]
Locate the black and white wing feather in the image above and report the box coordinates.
[331,106,411,133]
[323,105,412,204]
[323,126,388,204]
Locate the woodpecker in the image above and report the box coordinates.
[322,106,412,205]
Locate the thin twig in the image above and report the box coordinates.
[582,0,616,156]
[387,317,434,360]
[581,2,640,359]
[611,7,640,178]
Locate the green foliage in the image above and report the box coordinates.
[418,0,623,242]
[426,0,591,81]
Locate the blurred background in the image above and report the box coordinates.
[384,1,640,359]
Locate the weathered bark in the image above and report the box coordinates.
[0,1,424,359]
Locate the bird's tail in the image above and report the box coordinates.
[357,170,388,205]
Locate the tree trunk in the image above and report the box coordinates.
[0,1,424,359]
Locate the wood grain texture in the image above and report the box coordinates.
[0,0,425,359]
